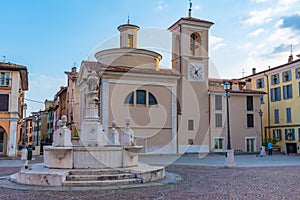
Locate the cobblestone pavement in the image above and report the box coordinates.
[1,164,300,200]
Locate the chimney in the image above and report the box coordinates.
[246,78,252,89]
[288,54,293,63]
[232,81,240,91]
[252,68,256,75]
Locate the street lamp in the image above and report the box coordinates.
[35,111,41,155]
[223,81,235,167]
[258,109,266,156]
[21,103,27,160]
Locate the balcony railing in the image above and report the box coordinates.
[0,78,11,88]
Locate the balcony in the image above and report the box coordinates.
[0,78,11,88]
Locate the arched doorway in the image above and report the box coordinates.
[0,126,7,156]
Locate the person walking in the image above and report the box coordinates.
[268,141,273,156]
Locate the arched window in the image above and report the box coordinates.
[124,90,158,106]
[136,90,146,105]
[149,92,158,105]
[124,92,134,105]
[190,32,201,56]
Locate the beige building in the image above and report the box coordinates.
[72,12,264,154]
[208,79,265,153]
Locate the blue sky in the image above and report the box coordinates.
[1,0,300,113]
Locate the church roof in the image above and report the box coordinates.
[82,61,180,76]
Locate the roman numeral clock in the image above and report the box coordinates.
[188,63,205,82]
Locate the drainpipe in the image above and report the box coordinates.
[264,72,271,140]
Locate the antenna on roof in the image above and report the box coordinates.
[2,56,5,62]
[241,68,247,77]
[188,0,192,17]
[127,13,130,24]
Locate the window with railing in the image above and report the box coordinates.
[282,70,292,82]
[0,72,10,88]
[256,78,264,88]
[273,129,282,141]
[285,128,295,140]
[296,68,300,79]
[271,74,280,85]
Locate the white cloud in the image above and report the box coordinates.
[213,43,226,50]
[210,36,226,50]
[279,0,300,6]
[210,36,223,45]
[194,5,201,10]
[238,43,253,50]
[241,6,288,26]
[155,1,168,11]
[275,19,284,27]
[250,28,265,37]
[255,0,269,3]
[241,8,273,25]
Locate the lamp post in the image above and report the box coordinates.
[21,103,27,160]
[258,109,266,156]
[35,111,41,155]
[223,81,235,167]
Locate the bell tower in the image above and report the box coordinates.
[118,17,140,48]
[168,3,214,153]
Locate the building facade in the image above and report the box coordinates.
[241,57,300,154]
[209,79,265,153]
[0,62,28,157]
[72,13,264,154]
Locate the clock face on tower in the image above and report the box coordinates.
[188,63,205,82]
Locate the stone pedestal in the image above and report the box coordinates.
[52,116,72,147]
[108,120,120,145]
[80,121,105,147]
[52,127,72,147]
[260,146,266,157]
[224,149,235,168]
[122,118,135,146]
[21,148,27,160]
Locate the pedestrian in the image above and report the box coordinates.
[268,141,273,156]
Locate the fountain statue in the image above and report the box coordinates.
[10,70,165,187]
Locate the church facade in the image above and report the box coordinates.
[75,14,264,154]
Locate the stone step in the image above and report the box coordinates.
[69,169,122,175]
[62,178,142,187]
[66,173,136,181]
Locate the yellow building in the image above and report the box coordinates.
[0,62,28,157]
[241,56,300,154]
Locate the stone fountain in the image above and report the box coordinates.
[10,72,165,187]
